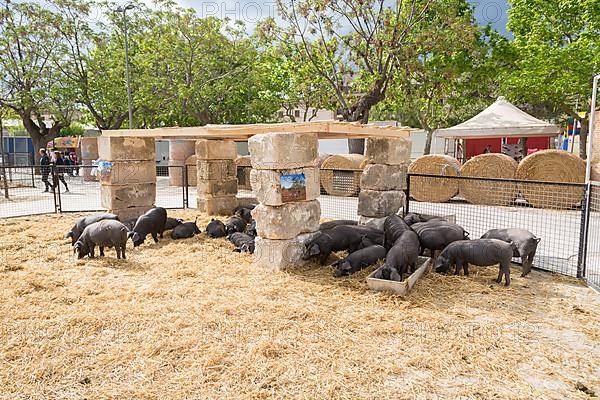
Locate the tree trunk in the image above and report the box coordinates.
[22,117,63,165]
[424,129,434,155]
[579,120,588,160]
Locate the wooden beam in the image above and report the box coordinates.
[101,121,413,140]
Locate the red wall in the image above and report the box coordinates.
[464,137,552,158]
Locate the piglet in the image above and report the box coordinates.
[171,218,201,240]
[434,239,514,286]
[74,220,128,259]
[205,219,227,238]
[129,207,167,247]
[64,213,119,245]
[228,232,255,253]
[333,245,386,277]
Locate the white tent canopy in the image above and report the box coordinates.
[434,97,561,139]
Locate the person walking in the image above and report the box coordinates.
[53,151,69,192]
[39,148,53,192]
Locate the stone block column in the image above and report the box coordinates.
[97,136,156,221]
[79,137,99,182]
[169,140,196,186]
[358,137,411,226]
[195,139,238,215]
[249,132,321,270]
[591,110,600,182]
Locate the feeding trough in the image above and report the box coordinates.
[366,256,432,296]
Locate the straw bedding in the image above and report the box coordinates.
[459,153,518,206]
[408,155,461,202]
[320,154,365,197]
[1,211,599,399]
[515,150,586,209]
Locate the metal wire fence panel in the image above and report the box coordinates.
[56,165,103,213]
[319,168,360,220]
[584,182,600,290]
[156,166,185,209]
[0,165,56,217]
[407,174,586,277]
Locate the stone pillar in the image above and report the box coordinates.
[98,136,156,221]
[185,154,197,187]
[249,132,321,270]
[79,137,98,182]
[169,140,195,186]
[195,139,238,215]
[358,137,411,226]
[591,110,600,182]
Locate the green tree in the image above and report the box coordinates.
[0,1,77,159]
[263,0,470,153]
[374,21,512,154]
[503,0,600,159]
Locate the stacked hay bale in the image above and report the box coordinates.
[459,153,518,206]
[357,137,411,225]
[320,154,365,196]
[235,155,252,190]
[169,140,195,186]
[195,139,238,215]
[249,132,321,270]
[98,137,156,220]
[79,137,99,182]
[185,155,197,187]
[515,149,585,209]
[407,155,460,203]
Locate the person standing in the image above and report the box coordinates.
[39,148,53,192]
[53,151,69,192]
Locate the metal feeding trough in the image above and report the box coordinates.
[366,256,432,296]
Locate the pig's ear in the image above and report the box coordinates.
[64,231,73,239]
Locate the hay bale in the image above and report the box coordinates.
[320,154,365,197]
[407,155,460,203]
[236,156,252,190]
[515,150,585,209]
[459,153,518,206]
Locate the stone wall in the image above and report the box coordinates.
[249,132,320,270]
[195,139,238,215]
[169,140,195,186]
[591,110,600,182]
[357,137,411,226]
[98,137,156,220]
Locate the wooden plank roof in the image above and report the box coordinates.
[101,121,413,140]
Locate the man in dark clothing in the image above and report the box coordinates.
[39,149,53,192]
[53,151,69,192]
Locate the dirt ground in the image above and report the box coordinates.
[1,210,599,400]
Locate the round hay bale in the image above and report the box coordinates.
[317,153,331,168]
[407,155,460,202]
[459,153,518,206]
[185,155,197,186]
[235,155,252,167]
[515,150,585,209]
[320,154,365,197]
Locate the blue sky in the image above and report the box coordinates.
[175,0,511,36]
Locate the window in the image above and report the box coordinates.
[294,110,300,118]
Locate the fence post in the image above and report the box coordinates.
[182,165,188,209]
[404,173,411,214]
[30,165,35,187]
[577,183,592,279]
[52,165,62,213]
